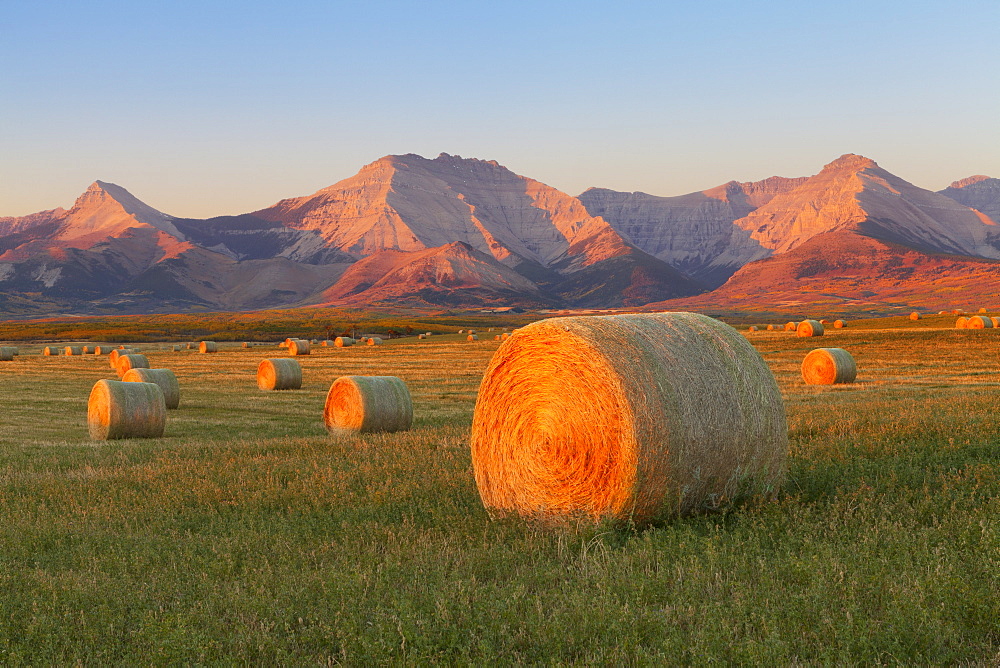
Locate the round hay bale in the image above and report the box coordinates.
[501,333,510,340]
[833,320,846,329]
[116,354,150,377]
[242,342,250,348]
[87,379,166,440]
[0,347,15,361]
[766,324,775,331]
[334,336,356,347]
[199,341,218,353]
[992,317,1000,328]
[797,320,824,337]
[367,337,382,346]
[967,315,993,329]
[938,311,948,315]
[43,346,58,356]
[909,311,921,320]
[494,335,501,340]
[467,334,479,341]
[93,346,106,355]
[979,307,988,314]
[458,330,465,334]
[956,316,969,329]
[425,332,433,336]
[469,329,477,334]
[784,322,797,331]
[819,319,830,325]
[121,368,180,409]
[64,346,83,356]
[289,339,311,355]
[323,376,413,435]
[257,358,302,391]
[82,346,91,354]
[171,345,181,352]
[747,326,758,332]
[321,339,334,347]
[801,348,857,385]
[469,312,788,524]
[109,348,136,368]
[952,309,964,315]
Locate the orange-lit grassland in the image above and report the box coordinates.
[0,321,997,663]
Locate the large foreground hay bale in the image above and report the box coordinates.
[257,358,302,391]
[909,311,921,321]
[334,336,355,347]
[64,346,83,356]
[289,339,311,355]
[116,354,150,377]
[469,312,788,524]
[121,368,180,409]
[88,379,166,440]
[199,341,218,353]
[956,316,969,329]
[323,376,413,435]
[966,315,993,329]
[797,320,824,337]
[801,348,857,385]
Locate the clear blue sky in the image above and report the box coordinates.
[2,0,998,218]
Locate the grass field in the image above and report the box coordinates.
[0,325,998,664]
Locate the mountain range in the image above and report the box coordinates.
[2,153,999,315]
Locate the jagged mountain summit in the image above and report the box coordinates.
[2,153,999,315]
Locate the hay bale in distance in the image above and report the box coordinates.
[819,319,830,325]
[467,334,479,341]
[978,307,988,314]
[833,320,846,329]
[0,346,15,361]
[992,317,1000,328]
[43,346,58,356]
[87,379,166,440]
[494,335,501,340]
[289,339,311,355]
[93,346,106,355]
[367,337,382,346]
[257,358,302,391]
[82,346,91,354]
[171,345,181,352]
[64,346,83,356]
[956,316,969,329]
[801,348,857,385]
[797,320,824,337]
[909,311,921,321]
[186,342,194,350]
[121,368,181,409]
[116,354,150,377]
[199,341,218,353]
[784,322,797,331]
[109,348,136,368]
[334,336,356,347]
[766,325,775,331]
[469,312,788,524]
[966,315,993,329]
[323,376,413,435]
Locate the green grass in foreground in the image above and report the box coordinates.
[0,330,998,663]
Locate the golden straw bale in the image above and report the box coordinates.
[909,312,921,320]
[93,346,106,355]
[116,354,150,377]
[938,310,947,315]
[784,322,797,331]
[88,379,166,440]
[321,339,334,346]
[109,348,136,368]
[747,326,758,332]
[494,335,501,340]
[199,341,218,353]
[979,307,988,314]
[952,309,964,315]
[956,316,969,329]
[186,342,194,350]
[257,358,302,390]
[323,376,413,435]
[121,368,180,409]
[992,317,1000,328]
[64,346,83,356]
[801,348,857,385]
[367,337,382,346]
[458,330,465,334]
[469,312,788,524]
[289,339,311,355]
[766,325,775,331]
[468,334,479,341]
[43,346,58,356]
[171,345,181,352]
[334,336,356,347]
[966,315,993,329]
[82,346,91,354]
[796,320,824,337]
[0,347,15,361]
[242,342,250,348]
[501,333,510,340]
[425,332,433,336]
[469,329,477,334]
[833,320,846,329]
[418,334,426,339]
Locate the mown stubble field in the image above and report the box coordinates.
[0,326,997,664]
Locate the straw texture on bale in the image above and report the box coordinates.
[784,322,797,331]
[121,368,180,409]
[0,347,15,361]
[909,312,921,320]
[967,315,993,329]
[289,339,311,355]
[956,316,969,329]
[199,341,218,353]
[334,336,356,347]
[992,317,1000,328]
[833,320,846,329]
[116,354,150,377]
[468,334,479,341]
[43,347,58,356]
[108,348,136,368]
[257,358,302,391]
[469,312,788,524]
[88,379,166,440]
[367,337,382,346]
[323,376,413,435]
[65,346,83,356]
[796,320,824,337]
[801,348,857,385]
